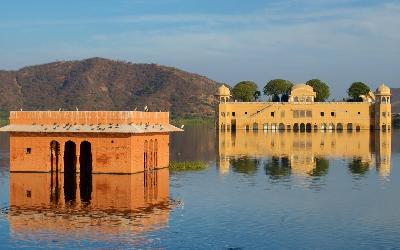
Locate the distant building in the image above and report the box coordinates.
[215,83,392,131]
[0,111,182,173]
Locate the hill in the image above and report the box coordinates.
[0,58,219,118]
[391,88,400,113]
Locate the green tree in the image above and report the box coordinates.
[347,82,370,101]
[263,79,293,102]
[265,156,291,180]
[306,79,330,102]
[230,157,260,175]
[232,81,258,102]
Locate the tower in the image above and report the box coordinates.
[374,84,392,131]
[215,85,232,130]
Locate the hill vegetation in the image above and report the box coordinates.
[0,58,219,118]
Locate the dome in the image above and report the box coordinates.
[217,85,231,96]
[375,84,391,95]
[290,83,316,96]
[291,83,314,92]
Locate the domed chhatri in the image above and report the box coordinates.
[376,83,391,96]
[218,85,231,96]
[216,82,392,132]
[216,85,231,102]
[289,84,317,103]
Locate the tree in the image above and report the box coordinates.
[347,82,370,101]
[253,91,261,101]
[232,81,258,102]
[306,79,330,102]
[263,79,293,102]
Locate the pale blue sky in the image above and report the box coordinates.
[0,0,399,97]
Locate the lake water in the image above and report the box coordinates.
[0,126,400,249]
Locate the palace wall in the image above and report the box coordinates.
[218,102,376,131]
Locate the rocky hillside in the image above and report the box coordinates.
[391,88,400,113]
[0,58,219,118]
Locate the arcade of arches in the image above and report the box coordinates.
[8,134,169,173]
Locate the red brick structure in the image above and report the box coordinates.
[0,111,182,174]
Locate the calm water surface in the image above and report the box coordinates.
[0,127,400,249]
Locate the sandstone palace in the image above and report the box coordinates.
[216,83,392,132]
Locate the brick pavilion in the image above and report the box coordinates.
[0,111,182,174]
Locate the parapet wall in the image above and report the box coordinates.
[9,111,170,125]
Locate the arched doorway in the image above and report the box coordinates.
[356,125,361,132]
[306,123,312,132]
[300,123,306,132]
[79,141,92,203]
[279,123,285,131]
[293,123,299,132]
[328,123,335,131]
[347,123,353,131]
[337,123,343,132]
[50,141,60,173]
[321,123,327,131]
[50,140,60,204]
[313,124,318,131]
[253,123,258,130]
[64,141,77,203]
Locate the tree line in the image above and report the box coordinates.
[230,79,372,102]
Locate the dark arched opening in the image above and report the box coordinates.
[253,123,258,130]
[64,141,77,203]
[293,123,299,132]
[50,140,60,204]
[231,119,236,132]
[347,123,353,132]
[337,123,343,132]
[313,124,318,131]
[279,123,285,131]
[306,123,312,132]
[50,141,60,173]
[300,123,306,132]
[356,125,361,132]
[382,124,387,131]
[79,141,92,203]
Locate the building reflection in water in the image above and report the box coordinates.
[217,130,392,181]
[8,168,171,242]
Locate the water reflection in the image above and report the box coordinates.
[218,130,392,184]
[7,169,171,242]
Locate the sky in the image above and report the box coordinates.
[0,0,399,98]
